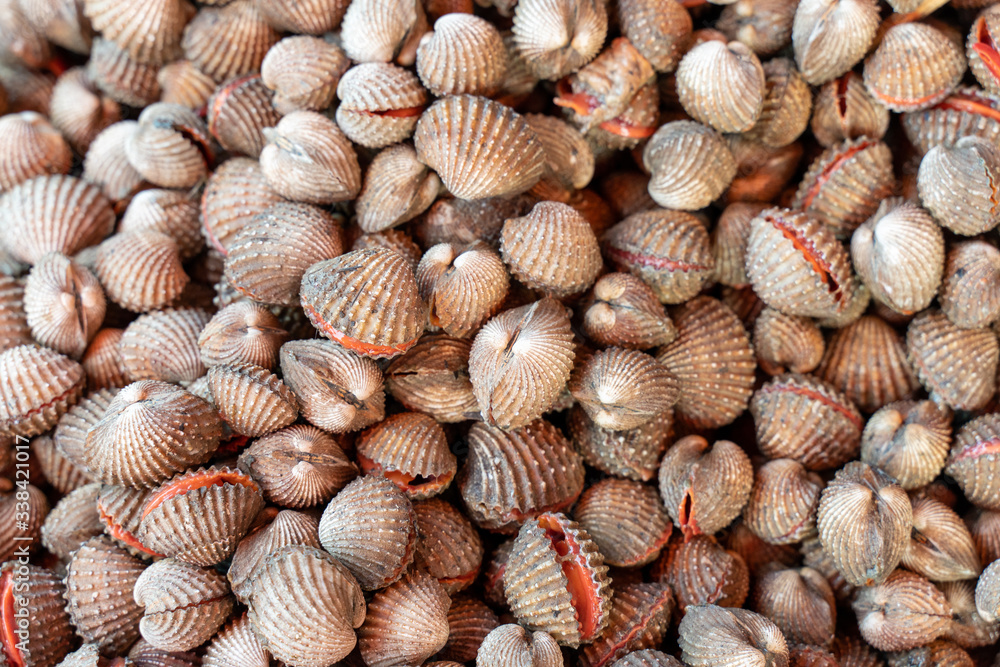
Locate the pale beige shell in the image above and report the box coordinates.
[335,62,429,149]
[619,0,691,73]
[119,188,202,260]
[356,143,441,233]
[339,0,428,65]
[0,111,71,192]
[581,272,676,350]
[753,307,824,376]
[860,400,952,490]
[0,275,31,352]
[852,569,952,651]
[41,482,103,559]
[511,0,607,80]
[88,37,161,107]
[416,13,507,96]
[904,496,981,582]
[207,362,298,437]
[792,0,880,85]
[811,72,890,148]
[384,334,478,422]
[181,0,280,83]
[198,301,287,370]
[476,624,563,667]
[941,240,1000,330]
[641,120,736,210]
[256,0,349,33]
[200,157,283,255]
[571,347,679,431]
[207,74,281,159]
[978,560,1000,622]
[82,0,190,65]
[119,307,210,384]
[157,60,217,109]
[744,58,812,148]
[676,40,765,133]
[524,113,595,190]
[917,135,1000,236]
[0,344,84,438]
[358,569,452,667]
[261,35,351,114]
[417,241,510,338]
[82,120,148,208]
[203,613,271,667]
[678,605,788,667]
[23,252,105,358]
[94,230,188,313]
[124,102,212,190]
[744,458,823,545]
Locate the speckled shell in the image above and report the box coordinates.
[864,22,966,113]
[851,199,945,315]
[906,309,999,411]
[416,241,509,338]
[940,578,1000,648]
[904,497,981,582]
[580,582,675,667]
[157,60,216,109]
[64,536,147,655]
[582,273,676,350]
[744,458,822,545]
[860,400,951,490]
[658,535,750,611]
[640,120,736,211]
[279,339,386,432]
[618,0,690,73]
[416,13,506,96]
[977,559,1000,623]
[743,58,811,148]
[583,82,659,152]
[753,307,823,376]
[678,605,789,667]
[458,418,585,532]
[34,433,96,495]
[181,0,279,82]
[356,143,440,234]
[261,36,350,114]
[889,641,976,667]
[676,40,765,133]
[207,74,281,159]
[0,275,30,352]
[207,362,298,437]
[574,478,672,568]
[88,37,161,107]
[476,624,563,667]
[354,413,454,499]
[119,307,210,384]
[853,569,952,651]
[94,231,188,313]
[97,484,166,559]
[0,344,84,438]
[655,296,756,430]
[746,207,856,319]
[200,157,282,256]
[23,252,105,358]
[751,568,836,648]
[358,569,451,667]
[414,95,544,200]
[51,389,115,478]
[0,562,74,666]
[256,0,349,33]
[82,121,148,209]
[353,230,423,273]
[335,63,429,149]
[940,240,1000,330]
[918,135,1000,236]
[811,72,890,148]
[948,414,1000,511]
[203,613,271,667]
[468,299,575,430]
[569,404,672,483]
[0,111,71,193]
[384,334,477,422]
[0,174,115,266]
[609,650,683,667]
[792,0,879,85]
[246,545,365,666]
[570,347,678,431]
[717,0,796,55]
[227,509,321,603]
[198,301,287,370]
[339,0,428,66]
[124,103,212,190]
[82,0,189,65]
[511,0,606,80]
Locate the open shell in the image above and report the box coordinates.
[948,414,1000,511]
[335,63,429,149]
[356,411,457,499]
[580,582,675,667]
[811,72,889,148]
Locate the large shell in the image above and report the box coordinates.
[947,414,1000,511]
[574,478,672,568]
[569,404,672,483]
[124,103,212,190]
[0,111,71,192]
[417,241,509,338]
[676,40,765,133]
[917,135,1000,236]
[458,418,585,532]
[640,120,736,211]
[678,605,789,667]
[23,252,104,358]
[207,74,281,159]
[657,535,750,611]
[792,0,879,85]
[416,13,507,96]
[384,334,478,422]
[413,498,484,593]
[338,0,429,66]
[903,497,981,582]
[511,0,606,80]
[811,71,890,148]
[852,569,952,651]
[0,344,84,438]
[207,362,298,437]
[335,63,429,149]
[0,562,75,666]
[860,400,952,490]
[524,114,594,189]
[203,613,271,667]
[940,240,1000,330]
[181,0,279,82]
[358,569,451,667]
[580,583,674,667]
[261,36,350,114]
[119,307,210,384]
[87,37,161,107]
[200,157,283,256]
[227,509,321,603]
[581,272,676,350]
[355,143,440,233]
[198,301,287,370]
[468,299,575,430]
[753,306,824,376]
[82,0,189,65]
[570,347,678,431]
[357,412,457,499]
[744,458,823,545]
[95,230,188,313]
[413,94,545,200]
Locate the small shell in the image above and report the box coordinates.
[511,0,607,80]
[0,482,48,561]
[853,569,952,651]
[157,60,216,109]
[863,23,966,113]
[792,0,880,85]
[339,0,428,66]
[0,111,71,192]
[0,562,75,666]
[82,330,128,390]
[811,72,890,148]
[906,309,999,411]
[119,189,202,261]
[751,568,836,648]
[33,433,96,495]
[207,74,281,159]
[82,0,189,65]
[582,82,659,151]
[860,400,952,490]
[574,478,672,568]
[200,157,282,256]
[335,63,429,149]
[903,497,981,582]
[458,418,585,532]
[947,414,1000,511]
[723,136,803,205]
[618,0,691,73]
[227,509,321,603]
[851,199,945,314]
[678,605,789,667]
[468,299,575,430]
[744,458,823,545]
[603,209,713,305]
[261,36,350,114]
[23,252,105,358]
[95,230,188,313]
[384,334,477,422]
[413,498,484,593]
[0,275,31,352]
[917,135,1000,236]
[940,240,1000,329]
[197,301,287,370]
[355,143,440,233]
[414,95,545,200]
[817,461,912,587]
[41,482,102,559]
[203,613,271,667]
[579,582,675,667]
[655,296,756,430]
[82,121,148,208]
[581,273,676,350]
[753,307,824,376]
[437,595,500,663]
[255,0,349,33]
[417,241,509,338]
[318,473,417,589]
[358,569,451,667]
[279,339,385,433]
[414,193,535,250]
[125,103,212,189]
[207,363,298,437]
[0,344,84,438]
[181,0,280,83]
[88,37,161,107]
[476,625,562,667]
[658,536,750,611]
[416,13,507,96]
[641,120,735,211]
[569,405,672,483]
[570,348,678,431]
[940,579,1000,648]
[119,307,210,384]
[676,40,765,133]
[356,412,456,499]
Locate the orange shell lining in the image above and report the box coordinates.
[142,471,258,519]
[1,570,24,667]
[538,514,603,641]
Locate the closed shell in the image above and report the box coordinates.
[0,482,48,562]
[200,157,283,256]
[524,114,594,191]
[792,0,879,85]
[579,582,675,667]
[33,433,96,495]
[207,363,298,437]
[811,72,890,148]
[119,307,210,384]
[53,388,116,475]
[0,344,84,438]
[918,135,1000,236]
[676,40,765,133]
[568,404,672,482]
[181,0,279,83]
[413,498,484,593]
[338,0,429,66]
[355,142,441,234]
[335,62,429,149]
[119,189,202,261]
[81,329,128,390]
[751,568,836,648]
[437,595,499,662]
[658,535,750,611]
[23,251,105,358]
[358,569,451,667]
[0,111,71,192]
[947,414,1000,511]
[753,307,824,376]
[256,0,349,33]
[207,74,281,159]
[852,569,952,651]
[574,478,672,567]
[88,37,161,107]
[581,273,676,350]
[417,241,510,338]
[384,334,477,422]
[511,0,606,80]
[476,624,563,667]
[940,240,1000,329]
[745,58,811,148]
[82,0,189,65]
[570,347,678,431]
[157,60,216,109]
[0,275,31,352]
[903,497,981,582]
[417,13,507,96]
[678,605,789,667]
[41,484,102,560]
[227,509,321,603]
[261,35,351,114]
[744,458,822,545]
[95,230,188,313]
[82,121,148,208]
[618,0,691,73]
[357,412,457,499]
[860,400,952,490]
[641,120,735,211]
[198,301,288,370]
[124,103,212,189]
[203,613,271,667]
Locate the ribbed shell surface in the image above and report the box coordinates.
[200,157,283,255]
[203,613,270,667]
[416,13,507,96]
[414,498,484,593]
[811,72,889,148]
[207,74,281,159]
[792,0,879,85]
[357,569,451,667]
[384,334,478,422]
[753,307,824,376]
[181,0,279,82]
[356,411,457,499]
[903,497,981,582]
[568,404,672,482]
[119,307,210,384]
[417,241,510,338]
[941,241,1000,330]
[355,142,440,234]
[574,478,672,567]
[83,0,188,65]
[659,536,750,611]
[947,414,1000,511]
[579,582,675,667]
[0,111,72,192]
[95,230,189,312]
[678,605,789,667]
[641,120,736,211]
[0,344,84,438]
[851,569,952,651]
[917,135,1000,236]
[676,40,765,133]
[570,347,679,431]
[582,272,676,350]
[23,252,104,358]
[207,362,298,437]
[261,36,350,114]
[511,0,607,80]
[227,509,321,602]
[744,458,823,544]
[860,400,951,491]
[335,62,429,149]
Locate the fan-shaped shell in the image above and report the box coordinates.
[338,0,429,65]
[261,35,350,114]
[119,188,202,261]
[751,567,835,648]
[197,301,287,370]
[657,535,750,611]
[207,74,281,159]
[33,433,96,495]
[676,40,765,133]
[416,13,507,96]
[570,347,678,431]
[119,307,210,384]
[82,120,148,208]
[477,625,563,667]
[904,497,981,582]
[0,562,75,666]
[88,37,161,107]
[355,142,440,234]
[335,62,429,149]
[581,272,676,350]
[82,0,190,65]
[641,120,735,211]
[0,344,84,438]
[181,0,279,83]
[437,594,500,662]
[358,569,451,667]
[0,111,71,193]
[574,478,672,568]
[511,0,606,80]
[203,613,271,667]
[580,582,675,667]
[524,114,594,190]
[227,509,321,603]
[157,59,216,109]
[207,362,298,437]
[413,498,484,593]
[753,307,823,376]
[792,0,879,85]
[94,230,188,313]
[125,103,212,190]
[568,404,671,483]
[81,328,128,390]
[679,605,789,667]
[416,241,509,338]
[256,0,349,33]
[23,251,105,358]
[619,0,691,73]
[860,400,951,491]
[356,412,457,499]
[948,414,1000,511]
[918,135,1000,236]
[745,458,823,545]
[811,72,890,148]
[852,569,952,651]
[940,240,1000,330]
[200,157,283,256]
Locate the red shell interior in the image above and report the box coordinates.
[798,139,875,212]
[142,470,258,519]
[597,117,656,139]
[974,18,1000,86]
[766,213,843,305]
[358,454,455,494]
[936,91,1000,122]
[538,514,603,642]
[678,489,701,542]
[98,507,165,558]
[1,570,24,667]
[302,300,420,358]
[554,80,600,117]
[364,105,426,118]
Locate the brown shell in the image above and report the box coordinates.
[860,400,952,490]
[811,72,890,148]
[203,613,271,667]
[458,418,585,532]
[227,509,321,603]
[904,497,981,582]
[581,272,676,350]
[197,301,287,370]
[618,0,690,73]
[744,58,812,148]
[658,535,750,612]
[468,299,575,430]
[476,625,563,667]
[511,0,606,80]
[207,74,281,159]
[744,458,823,545]
[80,329,127,390]
[82,121,148,208]
[53,388,116,475]
[33,433,96,494]
[969,7,1000,95]
[939,579,1000,648]
[355,143,440,234]
[246,545,365,666]
[338,0,429,66]
[723,136,804,206]
[119,307,210,384]
[524,113,594,190]
[608,650,683,667]
[85,380,223,488]
[0,174,115,266]
[948,414,1000,511]
[181,0,280,83]
[279,339,386,433]
[207,363,298,437]
[574,478,672,568]
[157,60,216,109]
[335,62,429,149]
[128,638,201,666]
[641,120,736,211]
[0,562,75,666]
[95,230,188,313]
[712,202,766,289]
[82,0,189,65]
[133,557,234,651]
[97,484,164,558]
[23,251,105,358]
[853,569,952,651]
[655,296,756,430]
[888,641,975,667]
[791,0,879,86]
[851,199,945,315]
[437,594,500,662]
[414,193,535,250]
[863,22,966,113]
[967,507,1000,565]
[413,497,484,593]
[119,189,202,261]
[570,347,678,431]
[261,35,350,114]
[200,157,282,256]
[0,275,31,352]
[416,13,507,96]
[64,536,147,655]
[751,373,863,470]
[384,334,477,422]
[717,0,796,56]
[906,309,999,411]
[42,482,102,559]
[569,404,672,483]
[940,240,1000,329]
[0,482,48,562]
[417,241,509,339]
[88,37,161,107]
[678,605,789,667]
[580,582,675,667]
[124,103,212,190]
[751,568,836,648]
[356,412,456,499]
[317,471,417,589]
[978,559,1000,622]
[0,111,71,192]
[358,569,451,667]
[0,344,84,438]
[753,307,824,376]
[801,537,854,603]
[917,135,1000,236]
[676,40,765,133]
[256,0,349,33]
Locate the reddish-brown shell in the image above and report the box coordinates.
[227,509,321,603]
[581,273,676,350]
[198,301,288,370]
[574,478,672,568]
[753,307,824,376]
[0,111,72,192]
[712,202,768,288]
[852,569,952,651]
[119,307,210,384]
[904,496,981,582]
[619,0,691,73]
[860,400,952,491]
[657,535,750,612]
[200,157,283,256]
[0,482,48,562]
[679,605,789,667]
[437,594,500,663]
[744,458,823,545]
[0,562,76,666]
[261,35,351,114]
[124,103,212,190]
[356,412,457,499]
[207,362,298,437]
[0,344,84,438]
[81,328,128,390]
[413,497,484,593]
[95,230,189,313]
[417,241,510,338]
[940,240,1000,329]
[119,188,202,261]
[384,334,478,423]
[335,62,429,149]
[207,74,281,159]
[34,434,96,495]
[87,37,161,107]
[568,404,672,483]
[918,135,1000,237]
[0,275,31,352]
[751,567,836,648]
[181,0,280,83]
[811,72,890,148]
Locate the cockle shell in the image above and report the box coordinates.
[181,0,279,82]
[570,347,678,431]
[53,388,115,477]
[355,142,440,233]
[511,0,606,80]
[524,114,594,189]
[358,569,451,667]
[34,434,96,495]
[581,273,676,350]
[476,625,563,667]
[792,0,879,85]
[745,458,823,545]
[23,251,105,358]
[416,241,509,338]
[199,157,282,256]
[583,82,659,151]
[753,307,824,376]
[198,301,288,370]
[717,0,796,56]
[82,0,190,65]
[124,103,212,190]
[207,362,298,437]
[256,0,349,33]
[580,583,674,667]
[416,13,507,96]
[413,498,484,593]
[744,58,811,148]
[574,478,672,567]
[0,111,71,192]
[97,484,164,558]
[0,344,84,438]
[82,121,148,209]
[940,578,999,648]
[569,404,672,483]
[437,595,500,662]
[335,62,429,149]
[811,72,890,148]
[641,120,736,210]
[261,35,350,114]
[679,605,789,667]
[0,482,48,561]
[414,192,535,250]
[0,275,30,352]
[724,135,803,205]
[119,189,202,261]
[852,569,952,651]
[947,414,1000,511]
[357,412,456,499]
[676,40,765,133]
[860,400,951,490]
[968,6,1000,95]
[157,60,216,109]
[940,240,1000,329]
[384,334,477,422]
[87,37,161,107]
[903,86,1000,155]
[227,509,321,603]
[751,568,836,648]
[338,0,428,66]
[657,536,750,611]
[207,74,281,159]
[119,307,210,384]
[80,329,127,389]
[94,230,188,313]
[918,135,1000,236]
[618,0,691,73]
[203,613,271,667]
[18,0,92,55]
[0,562,75,666]
[903,497,981,582]
[353,230,422,272]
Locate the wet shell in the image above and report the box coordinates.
[207,74,281,159]
[676,40,764,133]
[119,189,202,261]
[384,334,477,423]
[88,37,161,107]
[355,143,440,233]
[82,121,148,208]
[476,624,562,667]
[0,562,75,667]
[0,111,71,192]
[751,373,863,470]
[259,111,361,205]
[338,0,429,66]
[580,582,675,667]
[246,545,365,667]
[94,231,188,313]
[853,569,952,651]
[157,60,216,109]
[947,414,1000,511]
[133,557,234,651]
[261,36,350,114]
[503,512,612,647]
[906,309,999,411]
[41,481,102,560]
[658,536,750,611]
[124,103,212,190]
[64,536,147,655]
[0,275,31,351]
[82,0,189,65]
[198,301,287,370]
[655,296,756,430]
[574,478,672,568]
[511,0,606,80]
[723,136,803,206]
[468,299,575,430]
[227,509,321,602]
[256,0,349,33]
[745,207,856,319]
[458,418,585,532]
[437,594,500,662]
[744,458,823,545]
[903,497,981,582]
[84,380,223,487]
[851,199,945,315]
[570,347,678,431]
[358,569,451,667]
[811,72,890,148]
[119,307,210,384]
[207,363,298,437]
[279,339,386,433]
[751,568,836,647]
[969,7,1000,95]
[940,240,1000,329]
[860,400,952,490]
[678,605,789,667]
[603,208,714,305]
[0,174,115,266]
[753,307,824,376]
[200,157,283,256]
[335,63,429,149]
[181,0,280,83]
[640,120,736,211]
[792,0,880,85]
[864,22,966,113]
[357,412,456,499]
[33,433,96,495]
[413,498,484,592]
[23,252,105,358]
[817,461,912,587]
[416,13,507,96]
[416,241,509,338]
[569,404,672,483]
[203,613,271,667]
[581,273,676,350]
[917,135,1000,236]
[618,0,691,73]
[0,344,84,438]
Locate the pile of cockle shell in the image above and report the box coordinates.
[6,0,1000,664]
